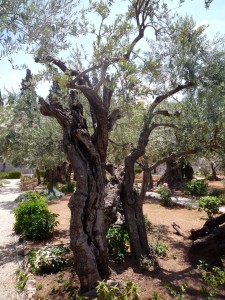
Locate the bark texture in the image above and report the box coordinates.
[39,98,110,291]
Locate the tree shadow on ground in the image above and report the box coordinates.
[0,240,20,266]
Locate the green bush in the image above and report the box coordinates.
[0,170,21,179]
[15,191,46,203]
[61,181,76,194]
[185,180,208,196]
[207,189,224,197]
[198,196,222,218]
[33,169,46,178]
[28,245,69,274]
[13,199,58,239]
[106,224,130,261]
[134,167,142,174]
[157,184,172,207]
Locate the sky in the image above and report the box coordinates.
[0,0,225,98]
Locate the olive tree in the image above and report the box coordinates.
[1,0,225,292]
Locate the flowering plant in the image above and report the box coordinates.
[28,245,70,274]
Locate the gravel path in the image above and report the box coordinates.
[0,179,21,300]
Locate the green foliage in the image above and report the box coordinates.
[106,224,130,261]
[207,189,224,197]
[95,280,140,300]
[13,198,58,239]
[198,196,222,218]
[134,167,142,174]
[34,169,46,177]
[15,191,46,203]
[198,261,225,299]
[43,187,64,200]
[61,181,76,194]
[153,242,168,258]
[163,281,188,300]
[28,245,70,274]
[157,184,172,207]
[144,214,153,233]
[185,180,208,196]
[0,170,21,179]
[16,269,28,292]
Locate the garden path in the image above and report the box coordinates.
[0,179,21,300]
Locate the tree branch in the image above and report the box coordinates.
[149,149,199,172]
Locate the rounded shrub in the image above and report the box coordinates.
[61,181,76,194]
[185,180,208,196]
[15,191,46,203]
[0,170,21,179]
[28,245,70,274]
[13,199,58,239]
[157,183,172,207]
[198,196,222,218]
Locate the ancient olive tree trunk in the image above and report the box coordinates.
[39,98,110,291]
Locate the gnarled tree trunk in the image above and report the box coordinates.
[39,98,110,291]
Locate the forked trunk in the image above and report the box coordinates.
[122,157,151,259]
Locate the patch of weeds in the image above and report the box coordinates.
[96,280,140,300]
[198,260,225,299]
[56,271,64,283]
[28,245,70,274]
[144,214,153,233]
[153,242,168,258]
[50,284,59,294]
[16,268,28,292]
[163,281,188,300]
[139,255,154,271]
[62,280,72,292]
[106,224,130,262]
[36,283,43,291]
[151,291,165,300]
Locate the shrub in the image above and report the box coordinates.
[185,180,208,196]
[198,196,222,218]
[207,189,224,197]
[106,224,130,261]
[15,191,46,203]
[13,199,58,239]
[28,245,69,274]
[61,181,76,194]
[0,170,21,179]
[157,183,172,207]
[134,167,142,174]
[43,187,64,200]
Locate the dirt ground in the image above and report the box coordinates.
[22,180,225,300]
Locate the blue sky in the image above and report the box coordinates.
[0,0,225,97]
